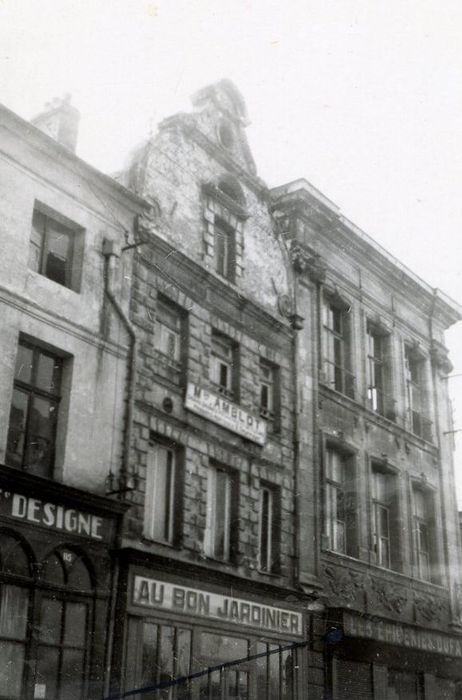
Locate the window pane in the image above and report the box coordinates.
[176,628,191,678]
[200,633,247,662]
[141,622,158,691]
[6,388,29,467]
[36,352,62,394]
[36,645,60,699]
[14,344,34,383]
[67,558,92,591]
[39,598,63,644]
[268,644,280,700]
[64,603,87,647]
[214,470,229,559]
[281,648,294,700]
[44,223,72,286]
[0,641,25,698]
[42,553,66,584]
[25,395,57,476]
[147,446,174,543]
[60,649,85,700]
[0,585,29,639]
[158,626,175,698]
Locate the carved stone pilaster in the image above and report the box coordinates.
[430,339,454,375]
[290,242,327,283]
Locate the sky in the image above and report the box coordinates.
[1,0,462,501]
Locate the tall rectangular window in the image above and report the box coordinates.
[322,299,354,398]
[324,448,356,556]
[259,359,279,423]
[258,485,280,573]
[214,219,235,281]
[204,465,237,561]
[405,346,431,441]
[155,297,183,365]
[366,326,391,417]
[413,487,435,582]
[144,443,178,544]
[211,331,237,399]
[371,469,392,568]
[6,340,63,478]
[29,207,82,291]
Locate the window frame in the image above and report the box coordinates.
[29,204,84,292]
[214,217,235,282]
[258,483,280,574]
[322,297,354,398]
[204,463,239,562]
[371,467,392,568]
[412,485,436,582]
[366,325,388,416]
[323,444,357,557]
[404,345,432,441]
[144,439,183,546]
[259,358,280,429]
[154,295,185,369]
[211,330,239,400]
[6,339,64,478]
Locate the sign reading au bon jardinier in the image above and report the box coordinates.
[133,576,303,636]
[0,489,113,542]
[185,382,267,445]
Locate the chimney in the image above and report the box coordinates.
[31,94,80,152]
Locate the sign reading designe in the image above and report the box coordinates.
[133,576,303,637]
[185,383,266,445]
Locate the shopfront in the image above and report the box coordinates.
[325,609,462,700]
[0,465,126,700]
[112,559,309,699]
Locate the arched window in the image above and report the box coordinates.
[35,548,94,700]
[0,532,33,699]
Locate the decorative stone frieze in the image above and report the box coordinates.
[323,565,365,606]
[414,591,448,624]
[370,577,408,615]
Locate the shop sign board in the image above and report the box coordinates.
[133,576,303,637]
[0,489,113,542]
[344,612,462,658]
[185,383,267,445]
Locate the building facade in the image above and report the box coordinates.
[0,98,146,700]
[1,81,462,700]
[271,179,462,699]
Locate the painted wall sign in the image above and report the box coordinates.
[133,576,303,637]
[344,612,462,658]
[185,383,266,445]
[0,489,113,542]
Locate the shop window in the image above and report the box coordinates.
[387,669,424,699]
[323,447,357,557]
[29,206,83,291]
[6,339,64,478]
[259,359,280,428]
[144,441,182,546]
[405,346,432,441]
[155,296,185,369]
[125,618,191,700]
[204,464,239,562]
[211,330,239,400]
[322,297,354,398]
[371,465,400,570]
[412,486,437,582]
[366,325,394,419]
[0,533,31,700]
[255,641,297,700]
[258,484,280,573]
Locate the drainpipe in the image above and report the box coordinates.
[101,237,137,697]
[102,238,137,487]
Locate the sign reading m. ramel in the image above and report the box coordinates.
[185,382,266,445]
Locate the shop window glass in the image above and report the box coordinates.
[0,641,25,698]
[42,552,66,584]
[0,533,31,576]
[67,557,92,590]
[6,340,63,477]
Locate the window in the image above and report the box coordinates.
[324,448,356,556]
[366,325,392,417]
[155,297,183,365]
[144,442,179,545]
[372,463,401,569]
[211,331,238,399]
[29,207,82,291]
[204,464,238,561]
[258,485,280,573]
[6,340,63,478]
[322,298,354,398]
[214,218,235,281]
[412,486,435,582]
[259,359,279,426]
[405,346,431,440]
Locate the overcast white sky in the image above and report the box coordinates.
[1,0,462,502]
